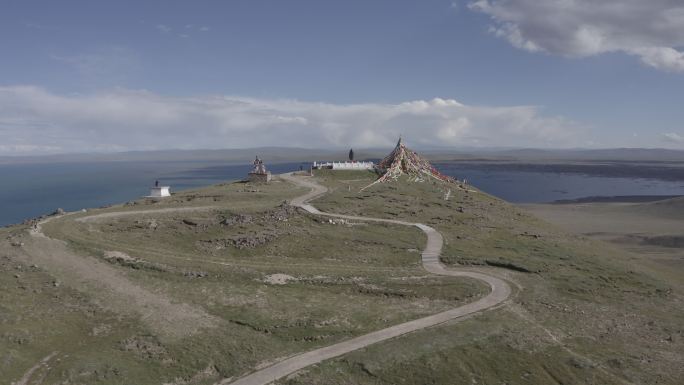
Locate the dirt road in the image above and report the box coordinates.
[27,210,219,339]
[219,174,512,385]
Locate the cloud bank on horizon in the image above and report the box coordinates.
[469,0,684,72]
[0,86,588,155]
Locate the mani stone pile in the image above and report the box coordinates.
[363,137,456,190]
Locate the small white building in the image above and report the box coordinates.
[312,161,374,170]
[147,182,171,198]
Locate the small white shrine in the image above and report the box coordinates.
[147,181,171,198]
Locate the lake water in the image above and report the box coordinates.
[1,160,684,227]
[0,161,306,227]
[435,163,684,203]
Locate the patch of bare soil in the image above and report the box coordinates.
[22,234,219,340]
[197,203,302,251]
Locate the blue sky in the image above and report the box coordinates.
[1,0,683,154]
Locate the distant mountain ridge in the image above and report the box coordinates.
[2,147,684,165]
[425,148,684,162]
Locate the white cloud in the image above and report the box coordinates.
[0,86,584,155]
[0,144,62,153]
[469,0,684,72]
[156,24,210,38]
[662,132,684,143]
[156,24,172,33]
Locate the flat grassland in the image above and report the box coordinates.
[1,171,682,385]
[522,198,684,293]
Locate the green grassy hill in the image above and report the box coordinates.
[1,171,682,385]
[633,196,684,219]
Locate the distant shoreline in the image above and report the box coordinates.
[551,195,683,204]
[4,159,684,227]
[435,161,684,182]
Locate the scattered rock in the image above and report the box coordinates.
[220,214,254,226]
[198,231,278,250]
[103,251,166,272]
[104,251,137,263]
[263,274,296,285]
[10,241,24,247]
[182,219,198,226]
[120,336,168,360]
[52,208,65,216]
[133,219,159,230]
[263,203,300,222]
[520,231,542,239]
[231,233,276,249]
[90,324,112,337]
[22,218,40,226]
[184,271,209,278]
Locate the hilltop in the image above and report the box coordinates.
[1,168,682,385]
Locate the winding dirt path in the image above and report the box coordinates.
[74,206,219,223]
[26,173,511,384]
[27,210,219,340]
[219,174,512,385]
[14,351,58,385]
